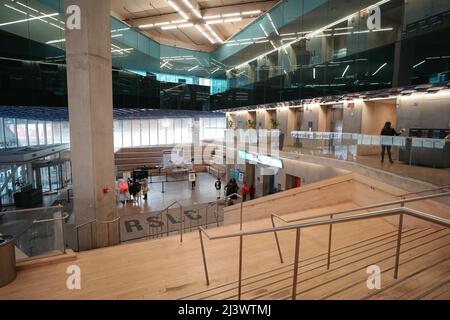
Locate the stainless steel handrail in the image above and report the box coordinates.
[270,191,450,266]
[148,201,184,243]
[198,206,450,300]
[0,204,63,215]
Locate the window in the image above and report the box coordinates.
[16,119,28,147]
[182,118,192,143]
[4,118,17,148]
[113,120,123,149]
[28,121,38,146]
[149,120,158,145]
[141,120,150,146]
[38,121,46,145]
[132,120,141,147]
[0,118,4,148]
[61,122,70,143]
[45,122,53,145]
[53,122,62,144]
[122,120,132,147]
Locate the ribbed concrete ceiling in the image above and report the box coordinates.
[111,0,278,52]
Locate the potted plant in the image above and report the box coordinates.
[270,118,279,129]
[247,119,256,129]
[227,120,234,129]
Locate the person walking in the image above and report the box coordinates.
[380,122,403,164]
[142,177,148,201]
[241,182,248,202]
[249,184,256,200]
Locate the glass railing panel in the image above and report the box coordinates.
[289,131,450,185]
[0,206,65,261]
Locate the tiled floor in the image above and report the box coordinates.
[117,172,223,217]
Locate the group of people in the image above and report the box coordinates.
[224,179,255,204]
[116,177,148,206]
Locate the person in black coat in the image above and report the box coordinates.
[380,122,403,163]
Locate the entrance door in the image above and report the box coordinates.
[40,167,50,192]
[49,165,59,191]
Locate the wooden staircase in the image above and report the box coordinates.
[178,227,450,300]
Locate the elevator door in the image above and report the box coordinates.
[328,107,343,133]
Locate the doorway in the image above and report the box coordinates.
[285,174,301,190]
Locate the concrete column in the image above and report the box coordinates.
[65,0,118,250]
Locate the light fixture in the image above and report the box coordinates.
[204,15,220,19]
[226,0,391,73]
[178,10,189,20]
[46,38,66,44]
[188,65,199,72]
[155,21,170,26]
[267,13,279,35]
[139,23,154,29]
[0,12,59,27]
[179,23,194,28]
[205,24,223,43]
[182,0,194,9]
[413,60,426,69]
[313,68,316,79]
[242,10,261,15]
[342,65,350,77]
[372,62,387,76]
[206,19,223,25]
[259,24,268,37]
[222,12,240,17]
[162,25,177,30]
[224,17,242,23]
[172,19,187,24]
[168,0,180,11]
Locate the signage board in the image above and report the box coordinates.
[238,150,283,169]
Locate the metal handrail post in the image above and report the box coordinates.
[166,212,169,236]
[205,206,208,229]
[161,210,164,238]
[394,198,405,279]
[199,229,210,285]
[216,198,219,227]
[238,234,243,300]
[240,198,243,231]
[292,228,301,300]
[117,217,121,244]
[76,228,80,252]
[179,205,183,243]
[107,222,110,246]
[90,222,93,249]
[271,214,284,263]
[326,214,333,270]
[60,211,66,254]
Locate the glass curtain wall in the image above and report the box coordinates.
[113,118,196,149]
[0,118,69,149]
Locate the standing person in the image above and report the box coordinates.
[142,177,148,201]
[249,184,256,200]
[241,181,248,202]
[380,122,403,164]
[231,179,239,200]
[117,179,128,207]
[214,177,222,200]
[190,171,197,189]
